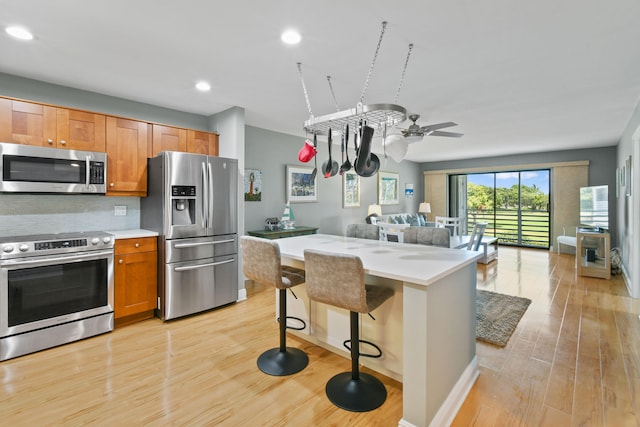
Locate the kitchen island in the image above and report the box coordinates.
[275,234,481,427]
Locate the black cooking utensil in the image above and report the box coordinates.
[322,128,339,178]
[310,134,318,182]
[339,124,352,174]
[354,125,376,176]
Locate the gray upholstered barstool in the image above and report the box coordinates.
[240,236,308,376]
[303,249,394,412]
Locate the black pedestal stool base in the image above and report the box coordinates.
[257,347,309,376]
[326,372,387,412]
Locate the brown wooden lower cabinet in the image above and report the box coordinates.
[114,237,158,327]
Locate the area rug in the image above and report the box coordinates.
[476,289,532,347]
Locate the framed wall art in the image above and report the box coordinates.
[244,168,262,201]
[286,165,317,202]
[343,170,360,208]
[626,155,632,197]
[378,171,399,205]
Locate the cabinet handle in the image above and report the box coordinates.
[110,182,115,187]
[60,140,66,145]
[135,243,140,248]
[119,259,123,264]
[47,138,54,144]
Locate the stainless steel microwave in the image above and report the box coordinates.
[0,142,106,194]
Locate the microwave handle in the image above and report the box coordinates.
[85,156,90,187]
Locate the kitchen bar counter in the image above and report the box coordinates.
[275,234,481,427]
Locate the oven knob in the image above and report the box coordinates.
[91,238,100,245]
[2,244,14,253]
[19,244,29,252]
[103,236,112,244]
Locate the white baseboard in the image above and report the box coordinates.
[237,287,247,302]
[398,356,479,427]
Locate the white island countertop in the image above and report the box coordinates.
[106,229,158,240]
[276,233,481,287]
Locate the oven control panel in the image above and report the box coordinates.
[0,232,113,259]
[35,239,88,251]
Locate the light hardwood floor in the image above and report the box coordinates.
[1,247,638,426]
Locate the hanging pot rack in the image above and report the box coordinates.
[298,21,411,136]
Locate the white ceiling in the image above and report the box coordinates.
[2,0,640,162]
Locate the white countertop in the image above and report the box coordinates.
[276,234,482,287]
[107,229,158,239]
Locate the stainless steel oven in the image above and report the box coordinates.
[0,232,114,361]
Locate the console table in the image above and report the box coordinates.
[576,230,610,279]
[247,226,318,240]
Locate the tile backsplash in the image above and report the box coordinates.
[0,194,139,237]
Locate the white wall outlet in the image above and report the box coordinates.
[114,205,127,216]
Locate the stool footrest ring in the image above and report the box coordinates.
[277,315,307,331]
[343,338,383,359]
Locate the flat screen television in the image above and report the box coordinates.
[579,185,608,231]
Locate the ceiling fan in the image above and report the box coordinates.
[399,114,463,143]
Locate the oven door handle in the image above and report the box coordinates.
[1,249,114,266]
[173,258,235,272]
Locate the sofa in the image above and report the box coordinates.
[370,213,436,241]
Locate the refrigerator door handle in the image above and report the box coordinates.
[212,239,235,244]
[201,161,208,229]
[207,161,214,232]
[173,241,217,249]
[173,258,235,272]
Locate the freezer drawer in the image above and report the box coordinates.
[213,234,237,257]
[163,255,237,320]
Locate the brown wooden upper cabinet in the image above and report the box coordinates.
[0,98,105,151]
[106,117,149,197]
[151,124,186,157]
[187,129,219,156]
[151,124,219,157]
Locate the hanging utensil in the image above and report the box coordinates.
[322,128,339,178]
[355,125,379,177]
[339,124,352,174]
[310,134,318,182]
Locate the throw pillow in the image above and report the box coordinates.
[388,216,398,224]
[417,215,426,227]
[408,214,420,226]
[396,215,407,224]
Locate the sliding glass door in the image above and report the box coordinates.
[451,170,550,248]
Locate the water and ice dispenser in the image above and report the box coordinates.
[171,185,196,226]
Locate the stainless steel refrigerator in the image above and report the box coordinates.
[141,151,238,321]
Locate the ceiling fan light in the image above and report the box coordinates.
[383,134,408,162]
[404,134,423,144]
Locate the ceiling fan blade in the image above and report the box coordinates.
[420,122,458,132]
[428,130,464,138]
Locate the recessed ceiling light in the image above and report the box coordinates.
[195,81,211,92]
[5,26,34,41]
[281,29,301,45]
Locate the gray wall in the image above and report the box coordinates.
[420,146,618,244]
[0,72,209,130]
[616,97,640,297]
[244,125,423,236]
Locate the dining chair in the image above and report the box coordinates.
[556,226,577,253]
[435,216,462,237]
[467,222,488,251]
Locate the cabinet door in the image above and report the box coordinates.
[56,108,106,151]
[115,250,158,318]
[106,117,149,196]
[0,99,57,146]
[151,124,187,157]
[187,130,218,155]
